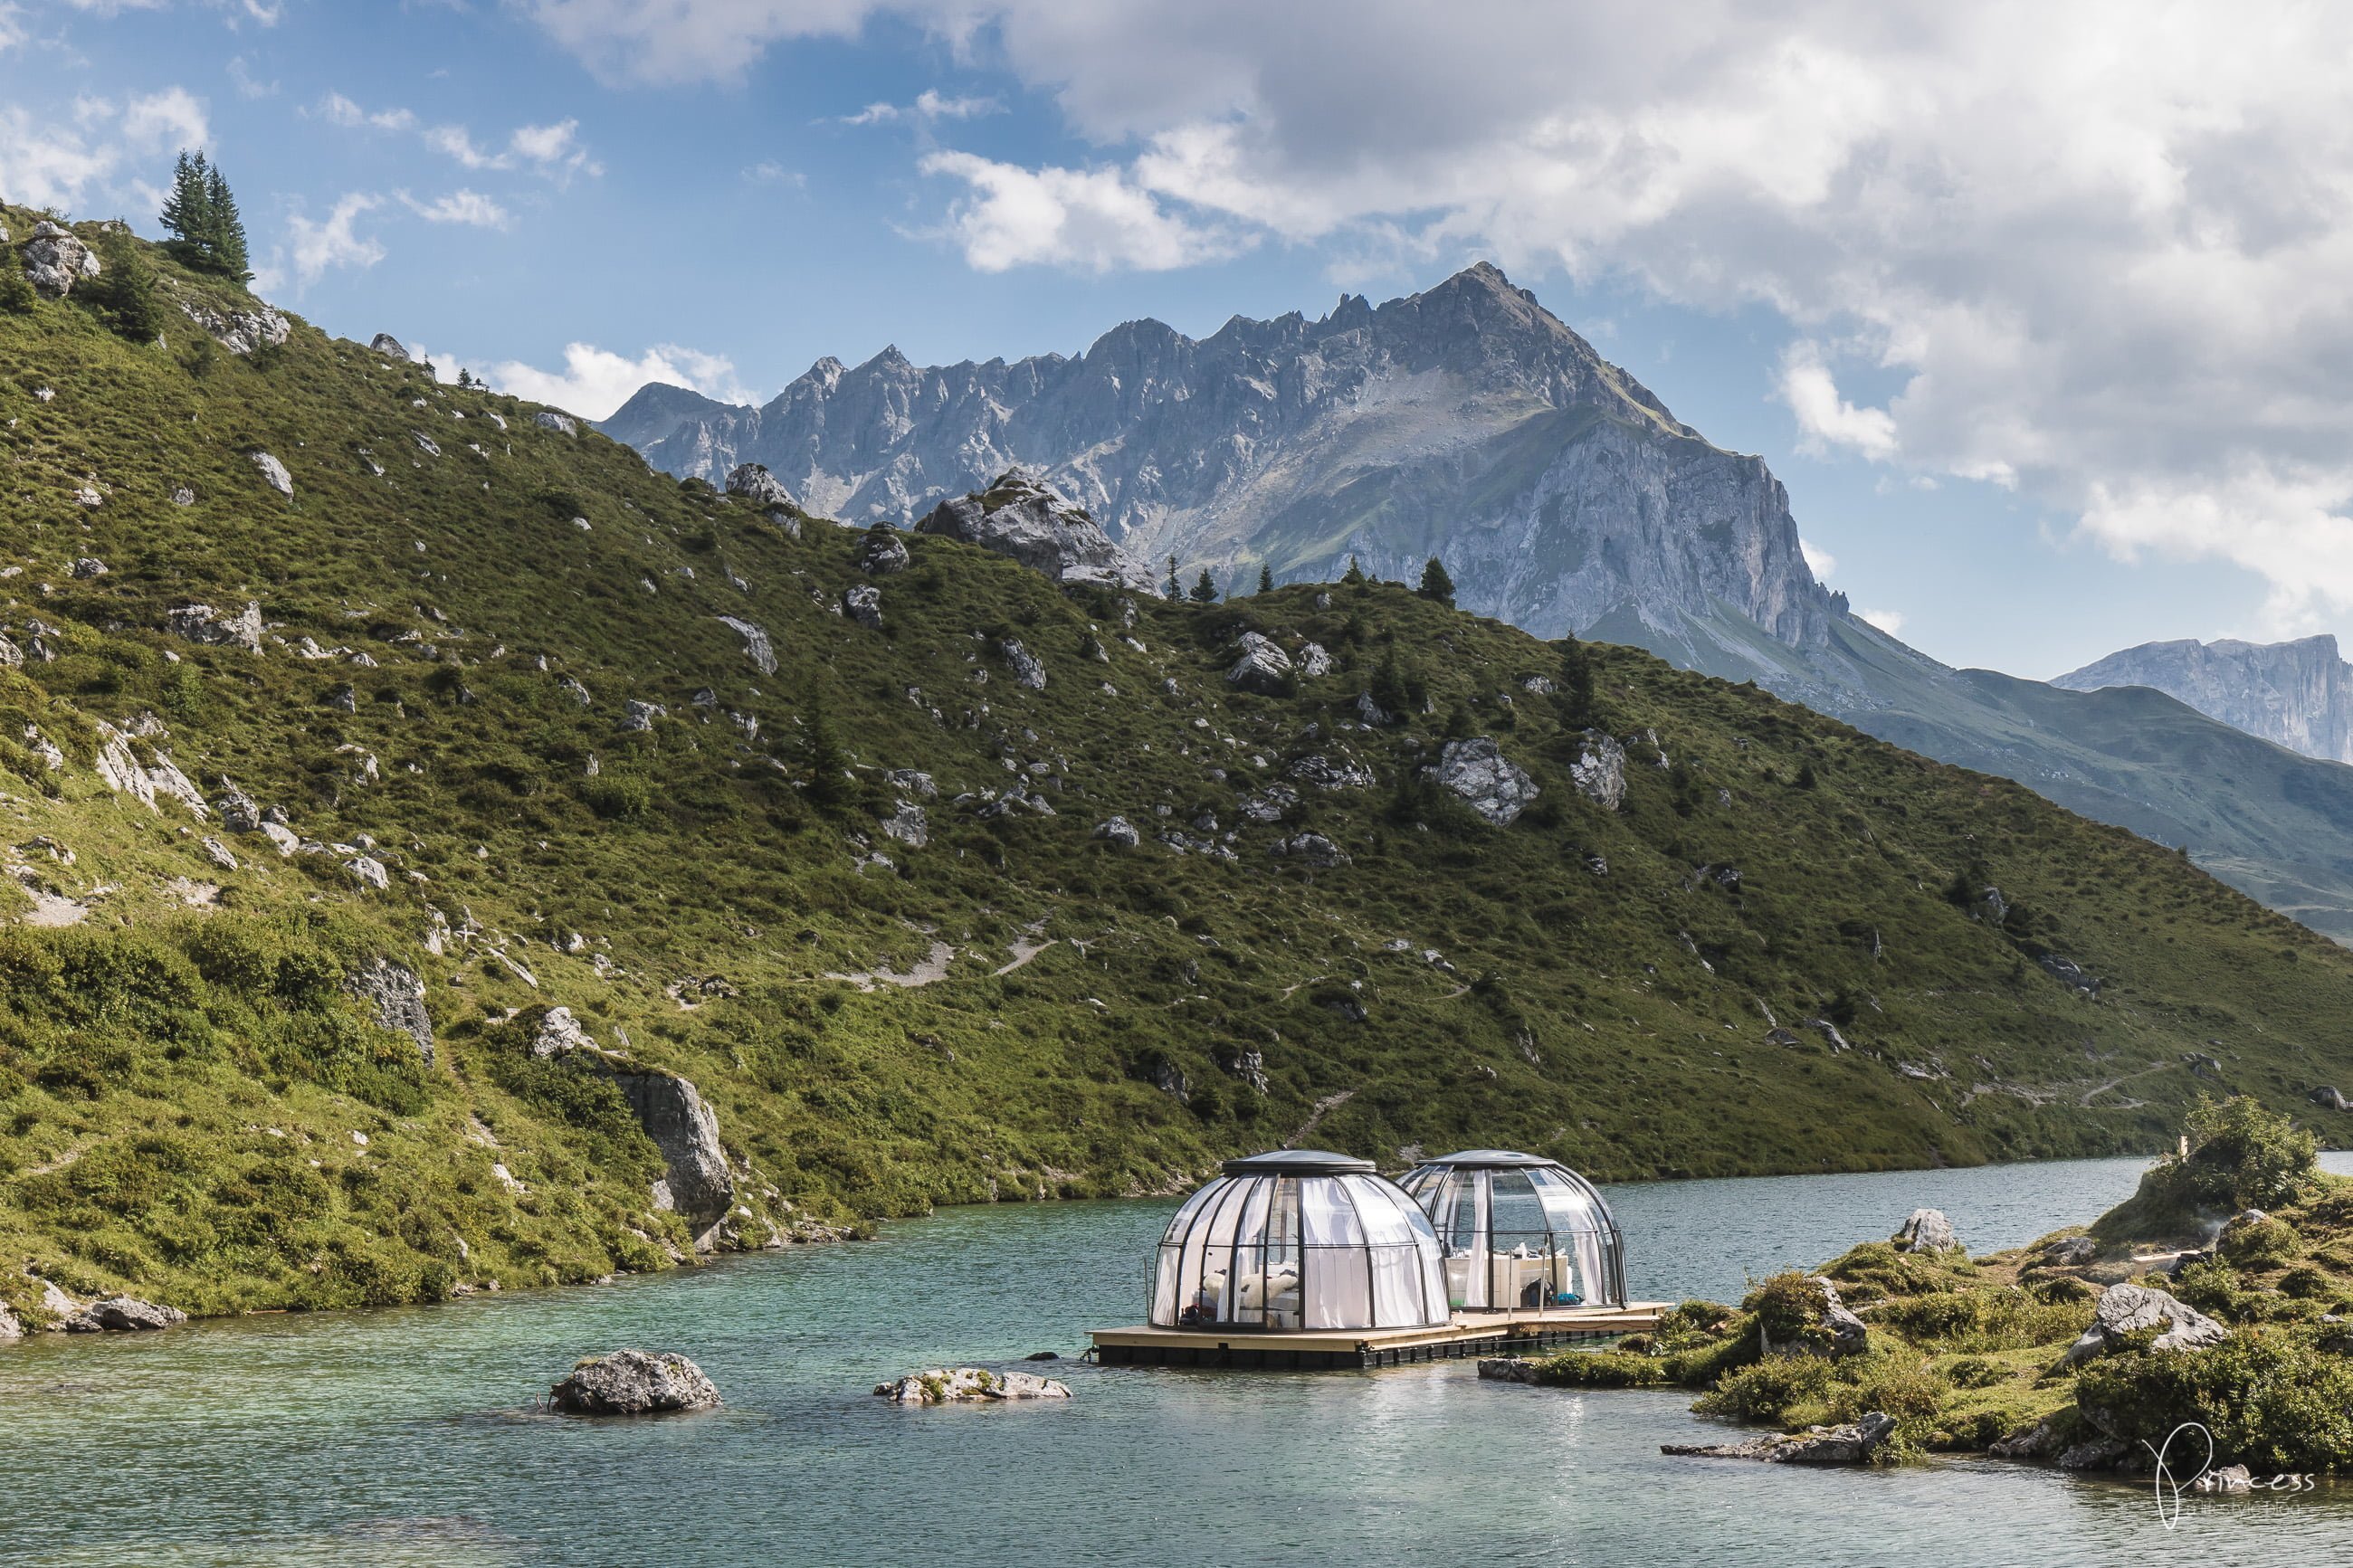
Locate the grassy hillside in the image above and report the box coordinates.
[4,211,2352,1321]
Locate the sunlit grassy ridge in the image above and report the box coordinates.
[2,209,2350,1319]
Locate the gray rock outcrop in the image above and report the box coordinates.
[843,584,882,628]
[1226,632,1295,695]
[348,956,433,1065]
[529,1005,598,1058]
[532,411,577,436]
[2311,1086,2351,1113]
[1568,732,1626,810]
[549,1350,720,1415]
[370,333,412,361]
[725,462,795,508]
[2061,1283,2228,1365]
[1663,1411,1895,1465]
[249,451,293,498]
[62,1296,186,1333]
[1093,816,1140,848]
[913,470,1157,593]
[856,527,910,575]
[178,299,291,356]
[1273,832,1350,868]
[880,800,929,847]
[609,1070,736,1240]
[873,1367,1072,1404]
[1426,737,1538,825]
[716,615,776,675]
[997,638,1046,690]
[1895,1208,1961,1254]
[623,699,664,732]
[24,222,100,297]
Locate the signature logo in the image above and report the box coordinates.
[2145,1423,2318,1529]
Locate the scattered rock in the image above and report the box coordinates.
[1288,755,1375,791]
[2061,1282,2229,1366]
[1093,816,1141,849]
[883,769,937,799]
[199,836,238,870]
[529,1005,597,1058]
[843,584,882,629]
[171,487,195,507]
[533,410,578,436]
[2311,1086,2351,1113]
[724,462,795,508]
[1989,1418,2069,1461]
[70,556,106,578]
[1663,1411,1895,1465]
[880,800,929,848]
[1894,1208,1961,1254]
[1569,731,1627,811]
[370,333,412,361]
[856,527,910,575]
[348,956,433,1066]
[71,486,102,508]
[1355,691,1392,726]
[1425,737,1538,825]
[176,298,291,356]
[1297,641,1332,678]
[1522,675,1556,695]
[1226,632,1295,695]
[623,699,665,732]
[249,451,293,498]
[549,1350,720,1415]
[348,856,390,891]
[1272,832,1350,868]
[23,222,100,297]
[1477,1357,1543,1383]
[715,614,776,676]
[2038,953,2101,995]
[997,638,1047,691]
[61,1296,186,1334]
[166,601,265,655]
[914,470,1157,593]
[2040,1235,2099,1268]
[873,1367,1073,1405]
[1239,783,1299,823]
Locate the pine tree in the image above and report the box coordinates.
[1556,635,1597,728]
[0,249,33,316]
[84,233,165,343]
[204,162,251,280]
[1417,556,1455,605]
[805,696,853,809]
[1164,555,1181,601]
[159,151,213,267]
[1257,564,1274,594]
[1342,555,1367,586]
[1189,568,1219,603]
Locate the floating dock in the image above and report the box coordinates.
[1090,1302,1668,1371]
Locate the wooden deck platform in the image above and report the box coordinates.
[1089,1302,1668,1371]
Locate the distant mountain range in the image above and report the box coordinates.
[2057,635,2353,765]
[605,267,2353,942]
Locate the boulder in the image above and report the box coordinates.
[71,557,107,578]
[533,410,578,436]
[1663,1411,1895,1465]
[176,299,291,356]
[370,333,412,362]
[1425,737,1538,825]
[549,1350,720,1415]
[62,1296,186,1333]
[874,1367,1072,1405]
[1239,784,1299,823]
[1988,1417,2070,1461]
[1297,641,1332,678]
[172,487,195,506]
[623,699,665,732]
[1272,832,1350,868]
[883,769,937,799]
[72,486,102,509]
[0,1303,19,1344]
[843,584,883,629]
[1093,816,1141,849]
[608,1070,737,1239]
[1758,1276,1869,1360]
[529,1006,598,1058]
[2311,1086,2351,1113]
[24,223,99,297]
[200,836,238,870]
[715,614,776,676]
[2040,1235,2100,1268]
[997,638,1047,690]
[879,800,929,848]
[249,451,293,498]
[2061,1283,2228,1365]
[724,462,795,508]
[1355,691,1392,726]
[348,956,433,1066]
[856,527,910,575]
[1226,632,1295,695]
[1288,755,1375,791]
[348,856,390,891]
[1476,1357,1543,1383]
[1569,731,1627,811]
[2039,953,2101,995]
[1895,1208,1961,1254]
[914,470,1157,593]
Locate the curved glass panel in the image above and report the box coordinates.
[1398,1153,1626,1311]
[1149,1169,1449,1331]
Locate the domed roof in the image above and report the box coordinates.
[1415,1148,1561,1169]
[1218,1148,1376,1175]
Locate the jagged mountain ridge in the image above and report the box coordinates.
[2054,635,2353,765]
[602,263,1837,653]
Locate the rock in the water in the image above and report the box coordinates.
[370,333,412,362]
[1426,737,1538,825]
[856,527,910,575]
[1569,731,1626,811]
[873,1367,1073,1405]
[549,1350,720,1415]
[2061,1283,2229,1365]
[716,614,776,675]
[609,1070,737,1239]
[1663,1411,1895,1465]
[62,1296,186,1334]
[1476,1356,1543,1383]
[997,637,1047,690]
[1895,1208,1962,1254]
[24,222,100,297]
[843,584,882,628]
[0,1303,20,1344]
[914,470,1157,593]
[348,956,433,1066]
[1093,816,1141,848]
[533,410,578,436]
[1226,632,1295,695]
[725,462,795,508]
[249,451,293,498]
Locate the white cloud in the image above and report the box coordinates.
[522,0,2353,627]
[919,149,1244,272]
[318,91,414,131]
[426,124,500,169]
[424,117,599,179]
[743,160,805,187]
[286,193,385,285]
[399,188,509,226]
[0,106,117,207]
[227,55,276,99]
[0,86,207,208]
[120,86,207,153]
[1798,537,1836,581]
[483,343,758,421]
[0,5,26,52]
[1860,608,1906,635]
[842,90,1002,126]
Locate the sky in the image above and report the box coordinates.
[6,1,2352,681]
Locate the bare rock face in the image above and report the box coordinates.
[873,1367,1073,1405]
[1664,1411,1895,1465]
[249,451,293,498]
[716,614,776,675]
[532,410,577,436]
[914,470,1157,594]
[997,637,1047,690]
[549,1350,720,1415]
[62,1296,187,1333]
[348,956,433,1066]
[2061,1283,2228,1366]
[1425,737,1538,825]
[843,584,882,629]
[178,298,291,356]
[24,222,100,297]
[725,461,796,508]
[1568,731,1626,811]
[855,526,910,575]
[369,333,411,361]
[608,1070,736,1240]
[1226,632,1295,695]
[2055,633,2353,765]
[1895,1208,1962,1254]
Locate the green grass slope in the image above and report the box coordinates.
[3,212,2351,1320]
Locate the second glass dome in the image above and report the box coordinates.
[1398,1150,1626,1311]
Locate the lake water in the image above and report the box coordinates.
[8,1154,2353,1566]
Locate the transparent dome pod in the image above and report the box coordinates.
[1397,1150,1626,1311]
[1150,1151,1449,1331]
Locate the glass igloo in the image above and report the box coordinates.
[1397,1150,1626,1312]
[1150,1151,1449,1331]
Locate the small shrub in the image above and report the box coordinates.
[1694,1355,1834,1422]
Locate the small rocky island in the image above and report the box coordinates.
[874,1366,1073,1404]
[549,1350,721,1415]
[1484,1097,2353,1474]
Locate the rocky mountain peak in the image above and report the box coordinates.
[2054,633,2353,764]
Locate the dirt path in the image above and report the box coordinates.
[1286,1088,1358,1146]
[994,937,1055,977]
[829,941,957,993]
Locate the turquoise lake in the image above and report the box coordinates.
[8,1153,2353,1565]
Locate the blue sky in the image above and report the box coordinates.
[2,0,2334,681]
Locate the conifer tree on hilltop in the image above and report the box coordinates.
[158,150,252,281]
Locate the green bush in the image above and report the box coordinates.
[2073,1333,2353,1472]
[1694,1354,1834,1422]
[1534,1349,1667,1387]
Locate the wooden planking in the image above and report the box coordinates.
[1089,1302,1668,1369]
